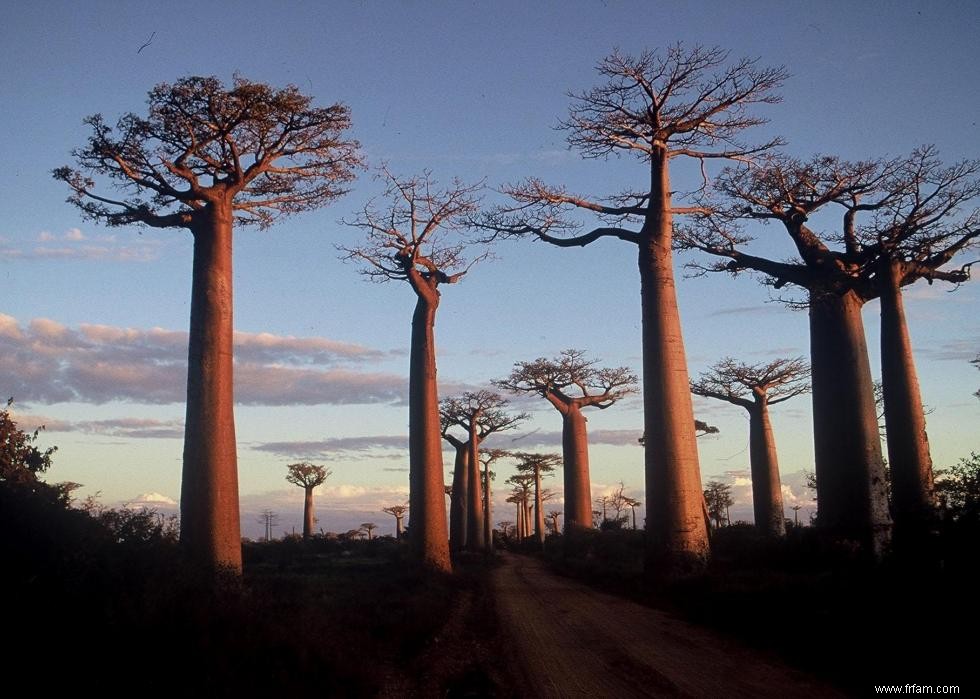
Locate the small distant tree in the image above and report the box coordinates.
[480,448,509,553]
[703,481,734,529]
[285,462,332,539]
[56,76,360,572]
[547,510,563,535]
[935,453,980,524]
[1,399,57,487]
[342,168,486,573]
[496,350,635,531]
[361,522,378,540]
[258,509,279,541]
[691,357,809,536]
[497,520,514,539]
[382,504,409,540]
[513,452,561,545]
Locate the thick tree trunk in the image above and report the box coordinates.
[879,259,936,551]
[467,428,485,551]
[303,487,315,539]
[449,443,469,552]
[395,516,404,540]
[748,401,786,537]
[534,468,545,546]
[483,460,494,553]
[640,153,709,574]
[516,502,524,541]
[408,295,452,572]
[561,407,593,530]
[809,288,891,556]
[180,203,242,572]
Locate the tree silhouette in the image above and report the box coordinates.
[285,462,332,539]
[441,392,526,552]
[480,448,509,553]
[691,358,809,536]
[496,349,635,532]
[679,154,897,555]
[55,76,360,571]
[258,509,279,541]
[513,452,562,545]
[382,504,409,540]
[360,522,378,540]
[506,473,535,542]
[481,46,785,573]
[547,510,563,535]
[703,481,734,529]
[1,399,57,487]
[342,168,485,572]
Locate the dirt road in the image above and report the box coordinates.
[491,553,840,698]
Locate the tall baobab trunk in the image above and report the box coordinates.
[534,468,545,546]
[641,152,709,573]
[515,502,524,541]
[180,202,242,572]
[561,407,593,530]
[466,425,485,550]
[809,288,891,555]
[408,294,451,572]
[748,401,786,537]
[483,461,494,553]
[448,441,469,552]
[303,487,315,539]
[878,259,936,549]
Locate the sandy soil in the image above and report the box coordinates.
[491,552,842,698]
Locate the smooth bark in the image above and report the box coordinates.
[447,438,469,552]
[466,424,485,551]
[483,460,494,553]
[641,151,709,572]
[561,408,593,530]
[303,487,315,539]
[809,288,891,555]
[534,468,546,546]
[408,295,451,572]
[879,259,937,547]
[180,202,242,572]
[747,402,786,537]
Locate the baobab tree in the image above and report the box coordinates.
[547,510,563,535]
[691,358,809,537]
[480,448,509,552]
[440,414,471,553]
[54,76,360,571]
[481,46,785,573]
[857,147,980,549]
[441,392,526,552]
[361,522,378,540]
[285,461,332,539]
[496,350,635,532]
[513,452,562,546]
[507,473,535,542]
[382,504,408,540]
[678,154,898,555]
[258,509,279,542]
[342,168,485,573]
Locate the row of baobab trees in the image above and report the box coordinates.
[55,43,977,575]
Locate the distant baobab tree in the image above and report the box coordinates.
[341,168,486,573]
[480,45,785,574]
[679,154,898,555]
[497,521,514,539]
[285,462,332,539]
[507,473,535,542]
[55,76,360,571]
[691,358,810,536]
[441,391,526,552]
[480,448,509,553]
[791,504,803,527]
[547,510,562,535]
[382,504,408,540]
[513,452,562,546]
[361,522,378,540]
[496,350,635,532]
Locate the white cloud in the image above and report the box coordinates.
[0,314,409,407]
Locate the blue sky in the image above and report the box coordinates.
[2,1,978,538]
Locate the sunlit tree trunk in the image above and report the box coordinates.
[534,468,546,546]
[181,202,242,572]
[561,407,592,530]
[483,461,494,553]
[408,294,451,572]
[448,441,469,552]
[748,401,786,537]
[641,152,709,574]
[878,259,936,550]
[302,487,315,539]
[467,424,485,551]
[809,288,891,555]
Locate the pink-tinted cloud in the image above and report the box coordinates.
[1,228,163,262]
[0,314,406,406]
